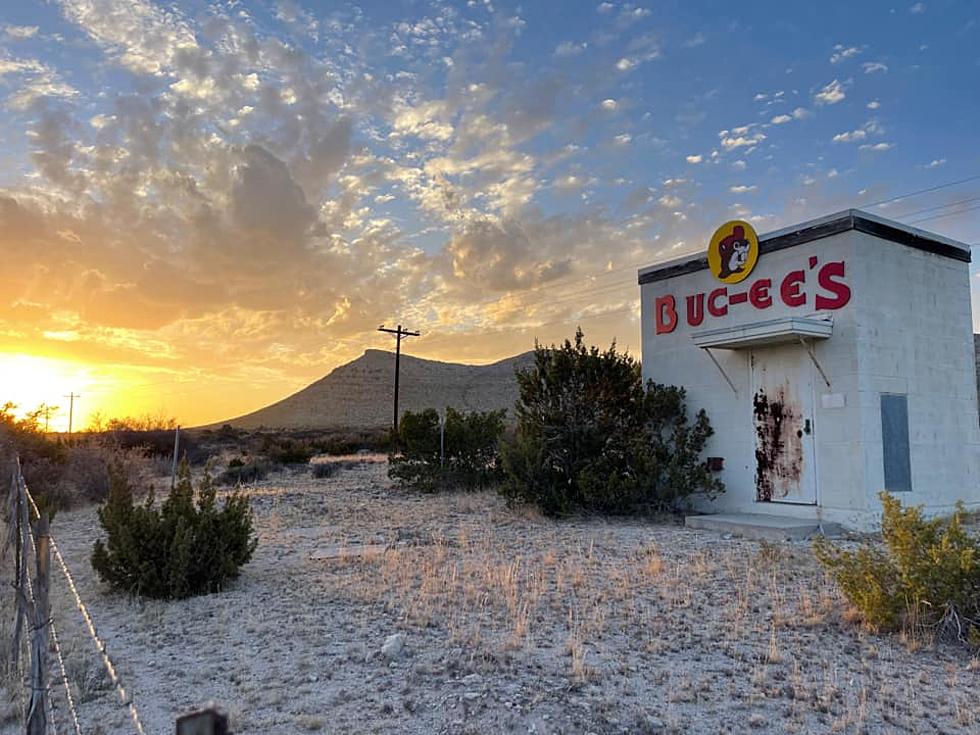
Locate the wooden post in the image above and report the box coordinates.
[440,411,445,468]
[171,425,181,490]
[176,706,230,735]
[10,469,26,664]
[25,513,50,735]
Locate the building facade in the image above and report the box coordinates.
[638,209,980,530]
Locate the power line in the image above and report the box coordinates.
[895,194,980,220]
[907,201,980,226]
[863,173,980,210]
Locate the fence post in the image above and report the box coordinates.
[171,425,181,491]
[176,705,230,734]
[9,468,25,664]
[25,513,50,735]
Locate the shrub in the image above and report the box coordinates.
[499,329,723,516]
[91,460,257,599]
[96,428,206,464]
[218,458,274,486]
[388,407,506,492]
[311,462,338,479]
[814,492,980,645]
[259,436,316,465]
[2,403,154,510]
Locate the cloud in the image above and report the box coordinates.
[814,79,846,105]
[730,184,757,193]
[830,44,863,64]
[616,57,635,72]
[719,126,766,151]
[57,0,198,75]
[685,154,702,164]
[597,3,615,13]
[601,98,619,111]
[683,32,706,48]
[859,142,893,151]
[925,158,946,168]
[910,3,926,13]
[832,129,867,143]
[4,25,39,39]
[554,41,587,56]
[770,114,792,124]
[867,100,881,109]
[862,62,888,74]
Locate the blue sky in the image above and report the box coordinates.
[0,0,978,424]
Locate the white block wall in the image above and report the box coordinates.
[639,226,980,530]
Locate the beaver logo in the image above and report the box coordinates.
[708,220,759,284]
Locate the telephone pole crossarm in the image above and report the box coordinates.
[377,324,421,435]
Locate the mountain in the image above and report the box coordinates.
[211,350,536,430]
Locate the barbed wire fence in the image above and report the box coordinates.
[3,457,153,735]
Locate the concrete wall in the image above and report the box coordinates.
[640,228,980,529]
[850,236,980,522]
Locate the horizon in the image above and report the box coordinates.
[1,0,979,429]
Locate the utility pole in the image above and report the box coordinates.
[63,392,79,438]
[377,324,420,435]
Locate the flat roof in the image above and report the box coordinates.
[637,208,971,286]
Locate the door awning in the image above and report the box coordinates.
[691,316,833,350]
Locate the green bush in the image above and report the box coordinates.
[91,460,257,599]
[259,435,316,465]
[814,492,980,645]
[388,407,506,492]
[498,330,723,516]
[217,458,275,485]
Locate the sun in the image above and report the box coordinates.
[0,353,99,432]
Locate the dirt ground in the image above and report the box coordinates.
[2,456,978,734]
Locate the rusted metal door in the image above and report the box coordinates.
[750,345,817,504]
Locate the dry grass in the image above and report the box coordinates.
[2,458,977,734]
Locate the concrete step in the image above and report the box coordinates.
[685,513,842,541]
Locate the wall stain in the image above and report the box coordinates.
[753,382,803,501]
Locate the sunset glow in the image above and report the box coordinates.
[0,1,977,427]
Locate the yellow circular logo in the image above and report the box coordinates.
[707,220,759,284]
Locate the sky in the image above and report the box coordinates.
[0,0,978,430]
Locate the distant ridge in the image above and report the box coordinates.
[209,350,536,430]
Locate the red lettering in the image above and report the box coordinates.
[729,292,748,305]
[686,293,704,326]
[708,287,728,317]
[815,261,851,310]
[780,270,806,307]
[655,294,678,334]
[749,278,772,309]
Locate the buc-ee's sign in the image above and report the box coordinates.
[654,220,851,335]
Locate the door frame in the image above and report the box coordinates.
[748,345,819,506]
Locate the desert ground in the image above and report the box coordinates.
[2,456,978,734]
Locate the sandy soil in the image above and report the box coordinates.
[3,457,978,734]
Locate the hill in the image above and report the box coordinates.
[211,350,536,430]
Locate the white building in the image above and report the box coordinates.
[638,209,980,531]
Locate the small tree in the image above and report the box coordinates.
[814,493,980,645]
[389,408,506,492]
[91,460,257,599]
[499,329,722,515]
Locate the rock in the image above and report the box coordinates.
[641,715,665,732]
[462,673,483,686]
[382,633,406,660]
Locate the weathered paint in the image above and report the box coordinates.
[752,385,803,502]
